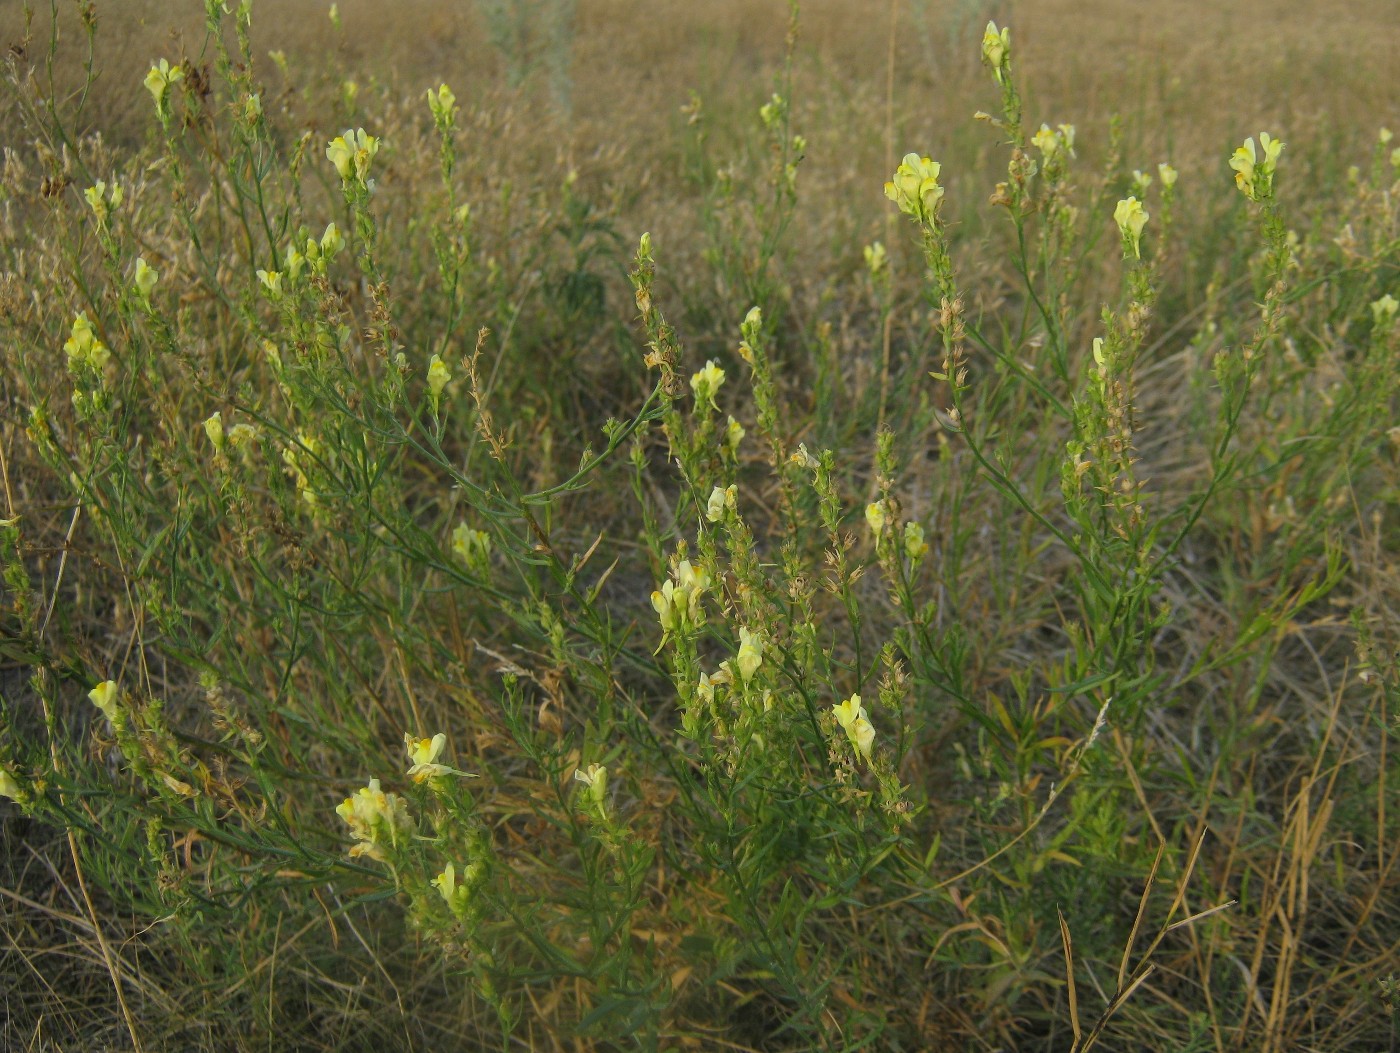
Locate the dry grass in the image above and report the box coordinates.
[1,1,1398,1051]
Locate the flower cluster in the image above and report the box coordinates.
[327,128,380,189]
[335,778,412,861]
[84,181,122,227]
[426,83,457,131]
[144,58,183,117]
[64,313,110,376]
[651,559,708,635]
[1229,133,1284,202]
[884,153,944,225]
[452,523,492,573]
[981,21,1011,83]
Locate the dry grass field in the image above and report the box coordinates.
[1,1,1398,1050]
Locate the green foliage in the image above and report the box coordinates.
[1,5,1398,1052]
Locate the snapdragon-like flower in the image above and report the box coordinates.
[573,763,608,807]
[204,412,225,451]
[706,484,737,523]
[736,627,763,683]
[64,313,111,375]
[89,680,121,724]
[832,694,874,762]
[426,83,457,129]
[1229,133,1284,202]
[427,354,452,401]
[433,861,473,916]
[327,128,380,188]
[724,416,745,454]
[405,732,451,782]
[981,21,1011,81]
[884,153,944,224]
[256,268,284,300]
[865,500,888,538]
[651,559,708,635]
[863,241,887,278]
[133,257,159,302]
[1373,294,1399,326]
[904,521,928,561]
[335,777,412,860]
[1158,163,1178,188]
[144,58,184,113]
[0,767,21,801]
[1113,197,1149,259]
[690,359,726,412]
[451,523,491,572]
[84,180,122,226]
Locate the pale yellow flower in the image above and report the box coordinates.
[573,762,608,807]
[705,484,736,523]
[865,501,888,537]
[0,767,21,801]
[884,153,944,224]
[1113,197,1149,259]
[204,412,225,450]
[452,523,491,571]
[133,257,159,302]
[903,521,928,561]
[89,680,121,724]
[690,359,726,412]
[426,83,457,128]
[736,627,763,683]
[981,21,1011,78]
[1157,163,1178,188]
[405,732,451,783]
[833,693,866,730]
[427,354,452,400]
[144,58,184,111]
[64,313,111,374]
[651,559,708,635]
[1373,294,1399,326]
[433,861,472,915]
[327,128,380,187]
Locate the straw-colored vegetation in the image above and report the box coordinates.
[1,1,1398,1050]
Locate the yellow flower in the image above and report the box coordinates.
[144,58,184,111]
[0,767,21,801]
[320,222,345,258]
[327,128,380,187]
[427,354,452,400]
[204,412,225,450]
[89,680,121,723]
[705,484,736,523]
[452,523,491,572]
[690,359,726,412]
[651,559,708,635]
[64,313,110,374]
[903,521,928,561]
[427,83,457,128]
[1230,134,1281,201]
[833,693,866,730]
[256,269,284,299]
[981,21,1011,79]
[724,415,745,454]
[1157,163,1178,188]
[336,777,412,860]
[133,257,159,302]
[1113,197,1149,259]
[865,501,888,537]
[833,695,874,763]
[1373,294,1399,326]
[884,153,944,224]
[83,180,122,225]
[433,861,473,915]
[573,762,608,807]
[405,732,450,783]
[736,627,763,683]
[863,241,887,278]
